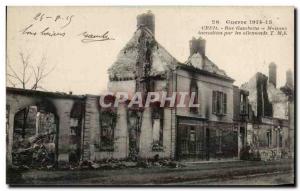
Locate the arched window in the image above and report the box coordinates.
[12,100,58,167]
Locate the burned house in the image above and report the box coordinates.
[105,11,239,161]
[6,11,294,166]
[233,86,250,159]
[241,63,294,160]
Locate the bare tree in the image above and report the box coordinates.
[7,52,55,90]
[7,52,55,138]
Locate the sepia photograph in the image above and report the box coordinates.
[5,6,295,186]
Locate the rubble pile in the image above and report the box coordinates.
[12,139,184,170]
[240,145,261,161]
[62,155,184,170]
[12,133,56,169]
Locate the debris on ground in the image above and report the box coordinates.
[12,136,184,170]
[74,157,184,171]
[12,133,56,168]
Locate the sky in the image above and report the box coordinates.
[6,6,294,94]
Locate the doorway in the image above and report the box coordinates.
[177,122,206,160]
[205,128,210,160]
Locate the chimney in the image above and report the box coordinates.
[286,69,293,88]
[189,37,206,57]
[137,10,155,35]
[268,62,277,87]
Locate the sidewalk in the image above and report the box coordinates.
[182,158,240,164]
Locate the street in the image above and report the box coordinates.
[170,172,294,185]
[7,159,294,186]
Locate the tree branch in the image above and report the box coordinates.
[7,52,55,90]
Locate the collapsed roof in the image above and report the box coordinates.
[108,28,178,80]
[185,52,227,76]
[108,12,230,81]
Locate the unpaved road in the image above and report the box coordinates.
[8,159,295,186]
[169,171,294,185]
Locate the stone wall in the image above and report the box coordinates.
[84,95,173,161]
[6,88,85,165]
[92,103,129,160]
[138,108,173,159]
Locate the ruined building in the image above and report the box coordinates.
[6,12,294,166]
[241,63,294,160]
[106,11,239,161]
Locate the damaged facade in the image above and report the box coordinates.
[107,11,238,161]
[6,11,294,166]
[6,88,85,166]
[241,63,294,161]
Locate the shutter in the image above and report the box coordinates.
[212,91,216,113]
[223,93,227,114]
[217,92,221,114]
[219,92,223,114]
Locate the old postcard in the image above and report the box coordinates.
[6,6,295,186]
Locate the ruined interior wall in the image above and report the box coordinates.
[273,102,288,119]
[107,80,136,94]
[246,123,290,161]
[241,74,258,116]
[242,73,289,120]
[267,83,289,120]
[255,125,276,148]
